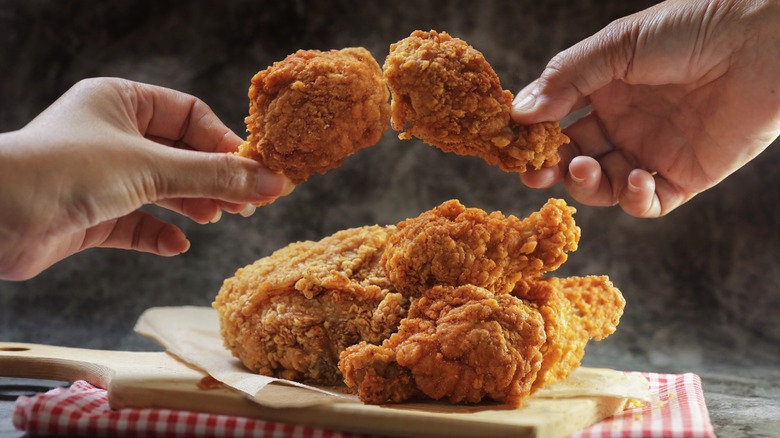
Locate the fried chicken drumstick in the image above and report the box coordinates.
[384,30,569,172]
[237,47,390,184]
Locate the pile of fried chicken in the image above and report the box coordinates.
[214,199,625,407]
[214,30,623,407]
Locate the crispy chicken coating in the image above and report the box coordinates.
[513,276,626,391]
[337,343,419,404]
[215,199,625,405]
[384,30,569,172]
[381,198,580,296]
[340,277,625,405]
[238,47,391,184]
[213,225,408,385]
[340,285,546,406]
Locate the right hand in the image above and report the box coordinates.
[511,0,780,217]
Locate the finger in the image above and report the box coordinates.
[563,156,616,207]
[520,167,560,189]
[645,174,693,218]
[83,211,190,256]
[155,198,222,224]
[147,146,296,205]
[511,19,635,125]
[156,198,248,218]
[132,82,244,153]
[511,77,578,124]
[218,201,249,215]
[619,169,661,218]
[145,131,243,154]
[563,112,615,158]
[564,149,635,207]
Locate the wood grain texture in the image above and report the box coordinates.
[0,342,635,438]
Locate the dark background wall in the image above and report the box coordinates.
[1,1,778,434]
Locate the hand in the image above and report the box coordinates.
[511,0,780,217]
[0,78,294,281]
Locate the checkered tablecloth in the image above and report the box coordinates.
[12,373,714,437]
[12,380,369,438]
[569,372,715,438]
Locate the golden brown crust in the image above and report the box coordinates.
[381,198,580,296]
[513,276,626,391]
[213,225,408,385]
[384,30,569,172]
[238,47,390,184]
[215,199,625,404]
[339,285,546,406]
[339,342,419,404]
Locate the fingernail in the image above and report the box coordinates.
[627,178,641,193]
[280,177,296,196]
[240,203,256,218]
[209,209,223,224]
[513,91,537,113]
[570,171,585,184]
[255,168,287,197]
[181,239,191,254]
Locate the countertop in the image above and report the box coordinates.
[1,0,778,436]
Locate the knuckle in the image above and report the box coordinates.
[211,154,254,198]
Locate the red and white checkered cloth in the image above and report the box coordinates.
[12,380,373,438]
[13,373,714,437]
[569,372,715,438]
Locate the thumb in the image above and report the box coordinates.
[149,146,295,205]
[511,18,635,124]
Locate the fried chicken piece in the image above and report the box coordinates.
[513,276,625,392]
[238,47,391,184]
[337,342,419,404]
[213,225,408,385]
[381,198,580,296]
[339,284,546,405]
[384,30,569,172]
[339,277,624,406]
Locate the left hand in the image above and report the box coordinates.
[0,78,293,281]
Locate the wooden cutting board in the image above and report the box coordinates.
[0,341,633,438]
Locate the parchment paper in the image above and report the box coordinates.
[134,306,650,409]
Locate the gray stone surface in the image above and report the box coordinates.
[1,0,778,436]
